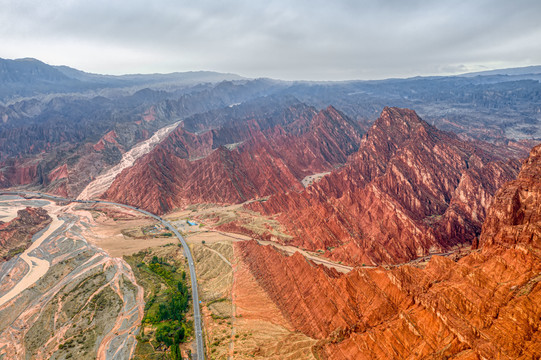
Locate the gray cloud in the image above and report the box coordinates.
[1,0,540,80]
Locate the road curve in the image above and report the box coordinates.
[0,191,205,360]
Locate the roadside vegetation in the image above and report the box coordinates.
[125,248,193,360]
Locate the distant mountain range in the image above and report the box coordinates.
[0,57,245,102]
[460,65,541,77]
[3,57,541,103]
[0,56,540,199]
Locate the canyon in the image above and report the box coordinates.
[1,59,540,359]
[104,105,529,267]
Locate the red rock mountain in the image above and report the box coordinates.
[480,143,541,249]
[0,207,51,261]
[248,107,523,265]
[235,143,541,359]
[103,105,363,214]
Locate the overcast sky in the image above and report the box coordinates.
[1,0,540,80]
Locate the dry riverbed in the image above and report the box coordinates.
[0,197,144,360]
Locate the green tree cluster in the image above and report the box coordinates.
[157,281,189,322]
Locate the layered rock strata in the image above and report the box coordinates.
[249,107,523,265]
[235,143,541,359]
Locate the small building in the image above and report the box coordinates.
[187,220,198,226]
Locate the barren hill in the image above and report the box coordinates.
[248,107,524,265]
[235,142,541,359]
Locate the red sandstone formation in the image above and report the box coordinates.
[94,130,121,152]
[48,164,69,183]
[142,106,157,122]
[235,143,541,359]
[480,144,541,249]
[0,159,39,187]
[104,106,363,214]
[0,207,51,261]
[46,164,70,196]
[93,129,121,152]
[248,107,523,265]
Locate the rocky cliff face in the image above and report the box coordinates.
[0,207,51,261]
[0,159,39,188]
[480,144,541,249]
[235,142,541,359]
[248,107,522,265]
[103,104,363,214]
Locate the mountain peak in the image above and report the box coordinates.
[323,104,341,115]
[15,57,43,63]
[362,107,434,154]
[309,105,363,144]
[314,105,348,124]
[378,106,426,130]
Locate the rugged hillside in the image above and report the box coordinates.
[284,74,541,142]
[0,98,152,196]
[235,143,541,359]
[0,57,245,102]
[2,59,540,200]
[0,79,278,196]
[479,143,541,248]
[248,107,523,265]
[0,58,86,101]
[103,104,363,214]
[0,207,51,261]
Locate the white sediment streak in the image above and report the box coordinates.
[0,211,62,307]
[301,171,331,188]
[77,121,181,200]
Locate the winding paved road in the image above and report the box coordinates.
[0,191,205,360]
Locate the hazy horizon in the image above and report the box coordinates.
[4,56,541,83]
[2,0,541,81]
